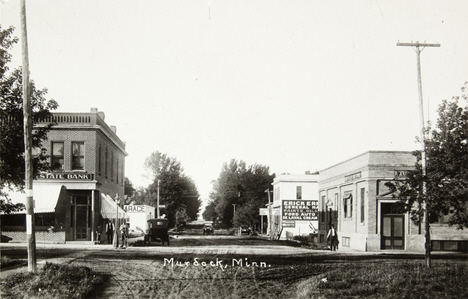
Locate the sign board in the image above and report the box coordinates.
[37,172,93,180]
[345,172,362,182]
[124,205,146,213]
[282,200,318,220]
[282,220,295,228]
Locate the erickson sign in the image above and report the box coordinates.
[282,200,318,220]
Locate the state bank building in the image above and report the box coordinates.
[1,108,128,243]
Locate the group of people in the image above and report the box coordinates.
[105,220,129,248]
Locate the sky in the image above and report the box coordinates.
[1,1,468,210]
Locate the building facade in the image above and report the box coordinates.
[318,151,468,252]
[260,174,319,240]
[1,108,128,243]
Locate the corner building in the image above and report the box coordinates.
[318,151,468,252]
[2,108,127,243]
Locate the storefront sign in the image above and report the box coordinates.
[282,200,318,220]
[37,172,93,180]
[124,205,146,213]
[282,220,295,227]
[345,172,362,182]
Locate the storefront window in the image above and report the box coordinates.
[344,193,352,218]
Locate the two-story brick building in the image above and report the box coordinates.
[1,108,128,243]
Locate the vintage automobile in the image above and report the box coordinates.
[202,223,214,235]
[241,227,252,235]
[145,218,170,246]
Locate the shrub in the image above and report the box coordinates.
[0,263,108,299]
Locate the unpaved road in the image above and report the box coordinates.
[2,236,467,298]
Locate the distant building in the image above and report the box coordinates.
[260,173,319,240]
[123,204,156,233]
[318,151,468,252]
[1,108,128,243]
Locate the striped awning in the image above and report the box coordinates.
[100,193,128,220]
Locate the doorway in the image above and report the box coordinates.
[70,192,91,241]
[381,203,405,250]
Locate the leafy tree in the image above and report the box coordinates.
[389,82,468,267]
[133,151,201,227]
[124,177,136,198]
[209,159,275,228]
[0,26,58,212]
[202,200,218,222]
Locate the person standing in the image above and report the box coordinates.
[327,224,338,251]
[106,220,114,244]
[120,221,128,249]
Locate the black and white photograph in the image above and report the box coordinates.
[1,1,467,298]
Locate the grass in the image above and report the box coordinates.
[0,262,109,299]
[1,256,25,269]
[296,261,468,299]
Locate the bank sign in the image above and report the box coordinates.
[282,200,318,220]
[37,172,93,180]
[124,205,146,213]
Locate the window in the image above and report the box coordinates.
[110,152,114,181]
[98,145,102,175]
[360,188,365,223]
[105,147,108,178]
[344,193,352,218]
[116,157,119,183]
[71,142,85,170]
[296,186,302,199]
[51,142,64,171]
[321,195,326,222]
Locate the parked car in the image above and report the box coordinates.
[146,218,170,246]
[241,227,252,235]
[203,223,214,235]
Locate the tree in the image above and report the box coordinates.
[0,26,58,212]
[209,159,275,228]
[124,177,136,198]
[0,26,58,191]
[133,151,201,227]
[389,82,468,266]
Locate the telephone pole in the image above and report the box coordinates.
[20,0,37,273]
[397,41,440,268]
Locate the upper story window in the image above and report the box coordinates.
[98,145,102,175]
[343,193,353,218]
[296,186,302,199]
[105,147,108,178]
[116,157,119,183]
[51,142,64,171]
[71,142,85,170]
[110,152,114,181]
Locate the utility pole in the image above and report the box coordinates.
[20,0,37,273]
[397,41,440,268]
[265,189,272,240]
[157,180,160,218]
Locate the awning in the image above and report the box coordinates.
[34,185,64,213]
[101,193,128,220]
[2,185,63,214]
